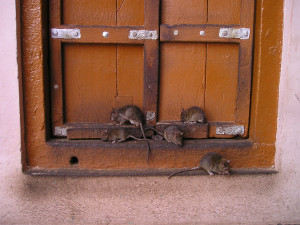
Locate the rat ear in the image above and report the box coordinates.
[105,129,109,132]
[227,160,230,163]
[181,108,184,112]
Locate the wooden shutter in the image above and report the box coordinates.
[159,0,254,138]
[49,0,159,137]
[50,0,254,139]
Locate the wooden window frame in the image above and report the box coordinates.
[17,0,283,176]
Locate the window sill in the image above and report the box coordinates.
[47,138,253,150]
[25,167,277,177]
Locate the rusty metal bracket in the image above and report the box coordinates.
[219,28,250,39]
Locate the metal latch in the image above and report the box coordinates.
[51,28,81,39]
[216,125,245,135]
[128,30,158,40]
[219,28,250,40]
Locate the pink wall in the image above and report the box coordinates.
[0,1,299,224]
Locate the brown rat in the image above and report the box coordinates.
[101,128,146,143]
[168,152,230,179]
[180,106,206,124]
[163,126,183,146]
[145,126,183,146]
[110,105,150,163]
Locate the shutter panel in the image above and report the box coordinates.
[49,0,159,137]
[159,0,255,138]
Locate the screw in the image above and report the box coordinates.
[73,31,79,37]
[52,30,58,36]
[53,84,59,89]
[174,30,179,35]
[132,31,137,37]
[200,31,205,36]
[222,30,228,37]
[102,31,109,38]
[243,30,249,37]
[139,32,145,39]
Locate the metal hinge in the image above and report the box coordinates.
[145,111,156,122]
[128,30,158,40]
[219,28,250,40]
[51,28,81,39]
[216,125,245,136]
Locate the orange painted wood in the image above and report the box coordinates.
[158,43,206,121]
[66,124,154,140]
[208,0,242,25]
[236,0,255,137]
[63,44,116,123]
[205,43,239,123]
[50,0,64,133]
[116,45,144,109]
[161,0,207,25]
[143,0,160,124]
[19,0,283,174]
[117,0,144,26]
[156,122,208,139]
[62,0,116,25]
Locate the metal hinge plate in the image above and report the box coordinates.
[219,28,250,40]
[51,28,81,39]
[216,125,245,136]
[128,30,158,40]
[145,111,156,122]
[54,126,67,136]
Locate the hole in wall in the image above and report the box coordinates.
[69,156,79,165]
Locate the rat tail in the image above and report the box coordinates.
[168,167,200,179]
[140,124,151,164]
[144,127,163,136]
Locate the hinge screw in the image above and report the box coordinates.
[102,31,109,38]
[200,31,205,36]
[73,31,79,37]
[222,30,228,37]
[174,30,179,35]
[52,30,58,36]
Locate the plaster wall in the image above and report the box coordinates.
[0,1,299,224]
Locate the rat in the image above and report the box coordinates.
[146,126,184,146]
[168,152,230,179]
[110,105,151,163]
[180,106,206,124]
[163,126,184,145]
[101,128,147,143]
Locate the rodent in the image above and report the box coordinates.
[145,126,183,146]
[101,128,146,143]
[180,106,206,123]
[110,105,150,163]
[163,126,183,145]
[168,152,230,179]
